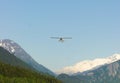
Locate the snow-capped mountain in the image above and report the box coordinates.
[0,39,55,76]
[56,54,120,75]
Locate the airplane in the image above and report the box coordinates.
[50,37,72,42]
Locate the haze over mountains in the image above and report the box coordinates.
[1,39,120,83]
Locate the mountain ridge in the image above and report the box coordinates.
[0,47,35,70]
[0,39,55,76]
[57,54,120,75]
[57,59,120,83]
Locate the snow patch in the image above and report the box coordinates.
[56,54,120,75]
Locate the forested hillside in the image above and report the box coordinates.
[0,47,61,83]
[0,61,61,83]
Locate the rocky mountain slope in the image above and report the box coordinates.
[57,54,120,75]
[0,39,55,76]
[58,58,120,83]
[0,47,34,70]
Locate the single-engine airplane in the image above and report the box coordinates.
[50,37,72,42]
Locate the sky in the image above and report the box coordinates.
[0,0,120,71]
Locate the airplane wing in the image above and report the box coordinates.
[50,37,60,39]
[62,37,72,39]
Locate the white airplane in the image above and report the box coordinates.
[50,37,72,42]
